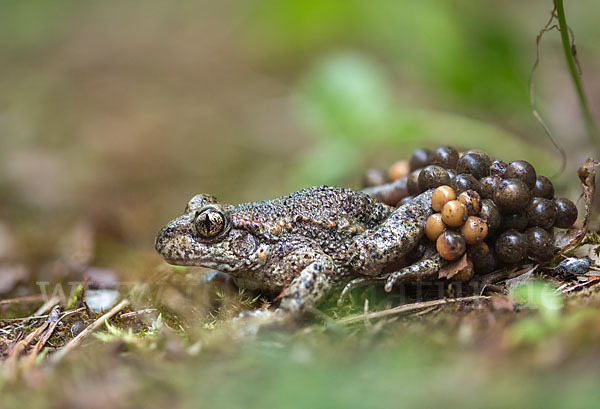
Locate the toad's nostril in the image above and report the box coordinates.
[155,226,173,252]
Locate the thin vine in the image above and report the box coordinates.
[530,5,566,175]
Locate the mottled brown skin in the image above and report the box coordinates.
[155,186,434,316]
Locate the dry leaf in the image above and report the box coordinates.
[555,158,599,251]
[438,253,471,280]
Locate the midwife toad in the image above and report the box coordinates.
[155,186,435,316]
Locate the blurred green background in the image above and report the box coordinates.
[2,1,600,407]
[1,0,599,256]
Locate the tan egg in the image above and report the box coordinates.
[458,190,481,215]
[460,216,488,244]
[431,185,456,212]
[388,160,410,181]
[425,213,446,241]
[441,200,468,227]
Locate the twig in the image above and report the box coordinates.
[23,316,61,370]
[476,269,511,286]
[0,295,45,306]
[33,296,61,316]
[8,306,88,371]
[59,306,87,319]
[337,295,491,325]
[560,278,600,294]
[0,315,49,322]
[50,299,129,364]
[413,306,439,317]
[0,306,86,322]
[5,321,49,376]
[120,308,157,319]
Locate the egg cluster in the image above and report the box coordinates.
[425,185,488,261]
[376,146,578,273]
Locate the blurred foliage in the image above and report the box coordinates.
[512,280,563,322]
[291,52,560,186]
[245,0,531,114]
[510,280,564,344]
[295,53,394,143]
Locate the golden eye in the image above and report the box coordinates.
[194,209,226,238]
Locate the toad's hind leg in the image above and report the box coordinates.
[384,254,445,292]
[350,189,434,276]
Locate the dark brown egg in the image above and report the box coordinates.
[425,213,446,241]
[458,190,481,215]
[489,160,508,178]
[446,168,456,181]
[495,230,527,264]
[452,174,481,194]
[479,176,501,200]
[526,197,557,230]
[501,212,528,232]
[456,151,492,179]
[473,248,498,274]
[407,169,422,196]
[429,146,459,169]
[467,241,489,262]
[418,165,451,192]
[525,227,555,262]
[532,175,555,199]
[432,185,456,212]
[504,160,537,190]
[479,199,502,234]
[442,200,468,227]
[436,230,467,261]
[553,197,578,228]
[493,179,532,213]
[460,216,488,244]
[409,148,431,171]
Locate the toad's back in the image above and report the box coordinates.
[229,186,392,245]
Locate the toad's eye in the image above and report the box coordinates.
[194,208,226,238]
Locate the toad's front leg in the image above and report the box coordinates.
[276,248,337,316]
[350,189,434,276]
[231,246,337,334]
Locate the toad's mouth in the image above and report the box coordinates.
[160,257,244,273]
[155,251,246,273]
[154,226,245,272]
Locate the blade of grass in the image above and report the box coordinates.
[554,0,599,153]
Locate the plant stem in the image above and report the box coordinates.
[554,0,600,153]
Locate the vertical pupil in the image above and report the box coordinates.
[197,210,223,237]
[203,213,212,234]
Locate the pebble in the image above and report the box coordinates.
[554,257,592,276]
